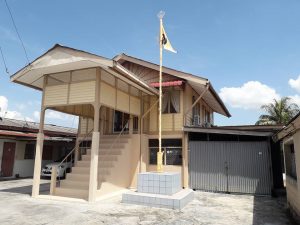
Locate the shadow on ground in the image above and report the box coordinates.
[252,195,297,225]
[0,183,50,195]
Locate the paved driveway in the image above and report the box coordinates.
[0,179,295,225]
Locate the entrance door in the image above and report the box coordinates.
[1,142,16,177]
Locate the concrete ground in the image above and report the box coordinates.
[0,178,296,225]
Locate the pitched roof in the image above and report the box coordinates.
[114,53,231,117]
[275,112,300,141]
[10,44,158,95]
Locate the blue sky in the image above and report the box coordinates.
[1,0,300,127]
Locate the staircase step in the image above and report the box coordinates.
[67,173,90,181]
[55,187,88,199]
[72,167,90,174]
[60,180,89,190]
[76,161,90,167]
[98,169,110,175]
[99,143,126,149]
[82,155,118,161]
[99,155,118,161]
[99,150,122,155]
[100,139,128,144]
[98,162,114,168]
[101,135,131,139]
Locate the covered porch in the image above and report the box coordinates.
[10,44,158,201]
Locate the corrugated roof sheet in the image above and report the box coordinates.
[0,117,77,136]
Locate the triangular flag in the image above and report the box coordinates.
[161,23,177,53]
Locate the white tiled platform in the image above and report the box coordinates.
[137,172,181,195]
[122,188,194,209]
[122,172,194,209]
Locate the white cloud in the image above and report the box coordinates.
[289,75,300,93]
[0,96,8,113]
[33,111,40,120]
[289,95,300,106]
[219,81,280,110]
[0,95,34,121]
[33,110,78,128]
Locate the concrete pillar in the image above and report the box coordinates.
[88,131,100,202]
[182,132,189,188]
[50,166,57,195]
[88,69,101,202]
[32,108,45,197]
[74,138,80,166]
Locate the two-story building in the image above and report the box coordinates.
[11,44,280,202]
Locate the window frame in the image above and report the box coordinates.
[162,88,181,114]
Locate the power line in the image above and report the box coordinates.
[4,0,30,65]
[0,46,9,75]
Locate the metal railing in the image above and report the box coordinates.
[107,118,131,152]
[49,129,94,194]
[184,113,212,128]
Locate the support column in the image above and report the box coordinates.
[32,108,45,197]
[88,68,101,202]
[88,130,100,202]
[182,132,189,188]
[74,138,80,166]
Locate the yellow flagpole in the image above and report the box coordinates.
[157,11,165,173]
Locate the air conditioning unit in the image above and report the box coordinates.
[193,115,201,126]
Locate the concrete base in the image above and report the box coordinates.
[122,172,194,209]
[122,188,194,209]
[137,172,181,195]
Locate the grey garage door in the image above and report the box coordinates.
[189,141,272,195]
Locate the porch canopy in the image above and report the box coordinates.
[10,44,159,118]
[10,44,158,96]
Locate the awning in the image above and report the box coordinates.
[150,80,183,87]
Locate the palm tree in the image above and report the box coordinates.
[256,97,300,125]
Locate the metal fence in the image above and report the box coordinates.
[189,141,272,195]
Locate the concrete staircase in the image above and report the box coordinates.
[54,135,132,200]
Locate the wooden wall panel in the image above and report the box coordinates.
[44,84,68,106]
[130,96,141,116]
[80,117,94,134]
[100,82,116,108]
[72,68,96,82]
[162,114,173,131]
[174,114,183,130]
[149,96,158,132]
[69,81,96,104]
[116,90,129,113]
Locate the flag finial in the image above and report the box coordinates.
[157,11,165,19]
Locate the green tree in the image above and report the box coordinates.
[256,97,300,125]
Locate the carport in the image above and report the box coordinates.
[184,125,284,195]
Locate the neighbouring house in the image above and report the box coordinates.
[0,117,76,178]
[276,113,300,221]
[10,44,282,202]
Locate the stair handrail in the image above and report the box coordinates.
[108,118,131,152]
[57,129,94,168]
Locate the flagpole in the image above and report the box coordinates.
[157,11,165,173]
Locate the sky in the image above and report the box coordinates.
[1,0,300,128]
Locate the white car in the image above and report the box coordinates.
[41,156,73,178]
